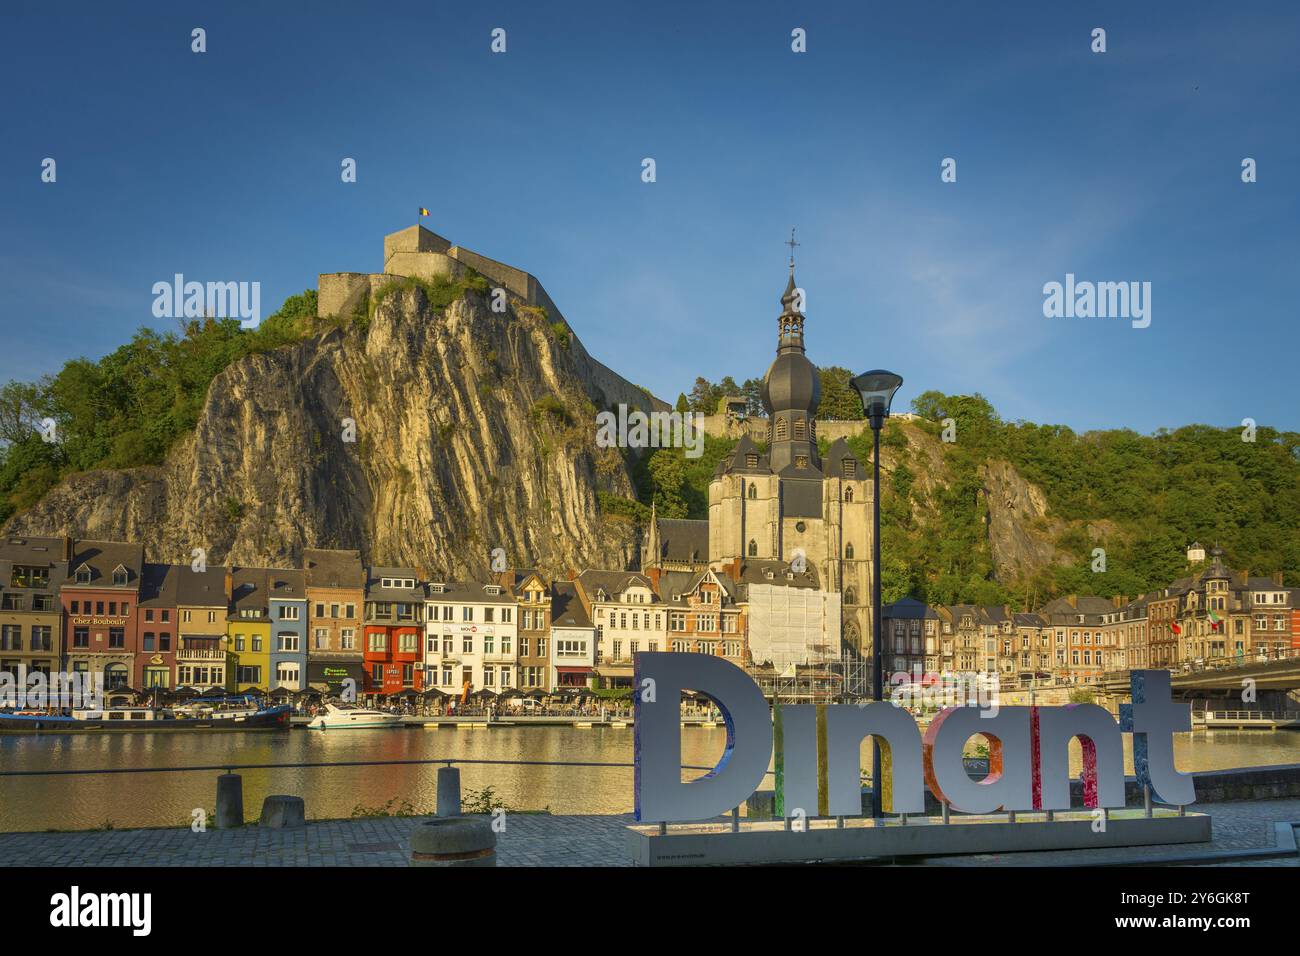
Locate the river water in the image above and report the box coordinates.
[1,727,1297,832]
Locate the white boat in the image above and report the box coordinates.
[307,702,404,730]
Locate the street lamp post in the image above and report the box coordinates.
[851,369,903,820]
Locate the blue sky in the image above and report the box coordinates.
[3,0,1297,433]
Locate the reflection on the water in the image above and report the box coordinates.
[0,726,1295,832]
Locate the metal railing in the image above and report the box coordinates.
[0,756,762,779]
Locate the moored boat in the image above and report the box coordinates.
[0,701,293,733]
[306,702,404,730]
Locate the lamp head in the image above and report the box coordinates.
[850,369,904,428]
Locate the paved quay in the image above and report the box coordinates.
[1,798,1297,867]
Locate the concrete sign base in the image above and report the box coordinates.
[625,809,1211,867]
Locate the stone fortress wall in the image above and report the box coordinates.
[318,225,666,416]
[699,406,921,443]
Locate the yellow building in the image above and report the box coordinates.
[226,568,272,692]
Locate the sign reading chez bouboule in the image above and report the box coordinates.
[633,653,1194,822]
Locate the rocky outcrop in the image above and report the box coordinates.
[5,285,652,576]
[978,459,1067,580]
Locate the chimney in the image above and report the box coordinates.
[647,567,662,590]
[1112,595,1123,608]
[1273,571,1284,587]
[62,535,73,561]
[1067,594,1078,609]
[1235,570,1248,587]
[224,570,233,601]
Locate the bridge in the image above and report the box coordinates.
[1099,648,1300,697]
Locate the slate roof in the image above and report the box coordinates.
[551,581,593,628]
[175,566,230,608]
[365,566,425,602]
[138,562,181,607]
[303,548,364,589]
[653,518,709,565]
[68,540,145,588]
[821,437,864,479]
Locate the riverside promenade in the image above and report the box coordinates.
[2,797,1297,867]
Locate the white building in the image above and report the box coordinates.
[573,570,666,688]
[424,580,518,695]
[549,581,597,688]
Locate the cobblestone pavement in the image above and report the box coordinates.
[0,800,1296,867]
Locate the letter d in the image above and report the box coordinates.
[634,652,772,822]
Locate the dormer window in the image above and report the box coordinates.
[112,565,128,586]
[764,570,774,579]
[430,583,446,593]
[485,586,501,596]
[75,565,92,584]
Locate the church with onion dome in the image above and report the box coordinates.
[705,261,874,656]
[641,253,874,661]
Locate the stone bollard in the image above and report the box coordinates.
[409,816,496,867]
[216,773,244,828]
[259,795,306,829]
[437,766,461,817]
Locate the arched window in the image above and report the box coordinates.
[845,543,854,560]
[748,539,758,557]
[844,487,854,502]
[104,663,129,689]
[747,484,757,500]
[775,417,788,441]
[844,587,857,605]
[794,418,805,439]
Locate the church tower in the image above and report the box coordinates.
[707,251,874,661]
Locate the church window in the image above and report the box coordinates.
[794,419,805,439]
[747,484,757,500]
[775,418,788,441]
[845,587,856,605]
[747,539,758,557]
[844,486,854,502]
[845,543,855,559]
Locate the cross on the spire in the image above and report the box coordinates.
[786,227,800,269]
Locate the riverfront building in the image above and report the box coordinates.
[227,568,272,694]
[550,580,596,688]
[363,567,425,696]
[510,570,553,690]
[424,580,518,697]
[0,535,69,685]
[269,569,308,691]
[61,540,145,690]
[137,562,179,690]
[304,548,365,696]
[176,565,230,692]
[573,570,664,688]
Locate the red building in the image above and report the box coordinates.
[362,568,426,698]
[136,562,180,690]
[61,540,145,690]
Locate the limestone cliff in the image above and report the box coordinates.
[4,285,652,576]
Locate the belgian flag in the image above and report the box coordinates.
[419,207,430,217]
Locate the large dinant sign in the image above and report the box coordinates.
[633,653,1194,823]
